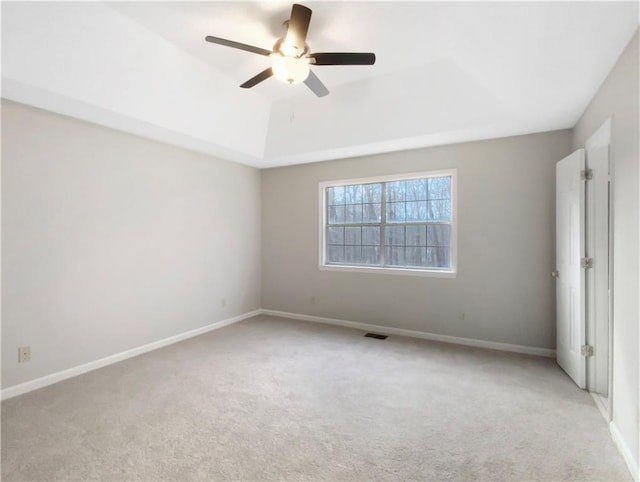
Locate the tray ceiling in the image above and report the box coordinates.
[2,2,638,167]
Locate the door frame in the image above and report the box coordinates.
[584,118,613,421]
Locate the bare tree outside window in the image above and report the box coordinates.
[324,173,454,271]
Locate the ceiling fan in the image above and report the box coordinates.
[205,3,376,97]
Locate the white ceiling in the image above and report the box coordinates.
[2,2,638,168]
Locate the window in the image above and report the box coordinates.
[319,170,457,277]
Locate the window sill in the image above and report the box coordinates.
[318,264,457,278]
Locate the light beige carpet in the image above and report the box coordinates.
[1,315,631,481]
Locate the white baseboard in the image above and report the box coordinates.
[0,308,557,401]
[590,392,611,423]
[260,309,556,358]
[610,421,640,481]
[1,309,261,401]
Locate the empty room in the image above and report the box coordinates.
[1,1,639,480]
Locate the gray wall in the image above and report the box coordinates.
[573,30,639,475]
[1,100,262,388]
[261,130,572,350]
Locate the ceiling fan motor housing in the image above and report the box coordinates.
[273,37,309,59]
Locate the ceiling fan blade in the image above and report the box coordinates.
[205,36,272,57]
[304,70,329,97]
[310,52,376,66]
[285,4,312,50]
[240,68,274,88]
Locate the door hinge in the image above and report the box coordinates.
[581,345,594,357]
[581,257,593,269]
[581,169,593,181]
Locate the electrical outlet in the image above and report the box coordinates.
[18,346,30,363]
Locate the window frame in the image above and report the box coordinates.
[318,169,458,278]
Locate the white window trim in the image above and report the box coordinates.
[318,169,458,278]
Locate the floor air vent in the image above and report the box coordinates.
[364,333,388,340]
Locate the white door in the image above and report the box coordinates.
[556,149,586,388]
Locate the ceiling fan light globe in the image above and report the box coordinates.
[273,57,310,85]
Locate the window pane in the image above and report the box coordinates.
[405,201,427,222]
[327,245,345,263]
[345,227,362,245]
[345,246,362,264]
[426,200,451,221]
[405,247,427,267]
[406,225,427,246]
[363,183,381,203]
[386,181,406,202]
[386,202,406,223]
[426,247,450,268]
[344,185,363,204]
[325,172,453,271]
[427,225,450,247]
[328,205,346,224]
[327,226,344,245]
[405,179,427,201]
[345,204,363,224]
[362,203,381,223]
[428,177,451,200]
[385,247,405,266]
[385,226,405,246]
[361,246,380,265]
[328,186,345,205]
[362,226,380,246]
